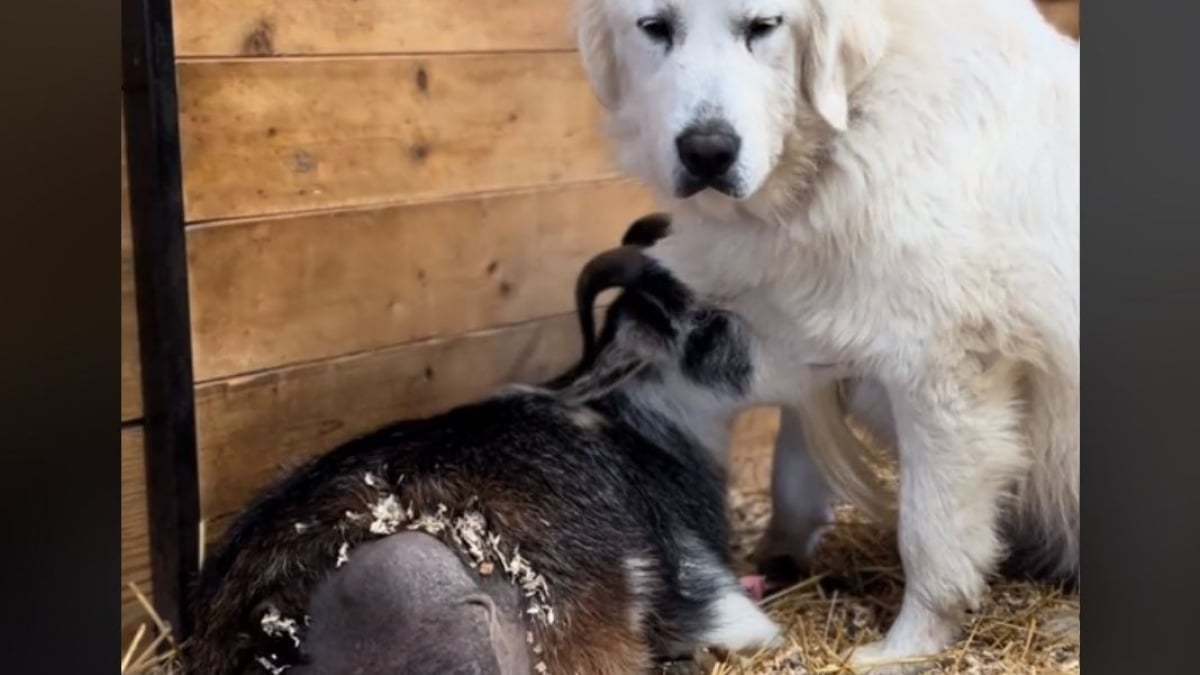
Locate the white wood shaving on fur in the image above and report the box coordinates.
[363,471,384,489]
[254,655,289,675]
[260,607,301,647]
[402,504,556,662]
[503,546,552,624]
[406,503,450,535]
[335,542,350,568]
[449,510,490,564]
[292,522,309,533]
[336,499,558,662]
[368,494,408,535]
[442,509,555,629]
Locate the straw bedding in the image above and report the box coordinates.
[707,489,1080,675]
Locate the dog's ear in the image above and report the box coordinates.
[800,0,888,131]
[575,0,620,109]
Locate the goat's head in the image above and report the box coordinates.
[554,213,785,437]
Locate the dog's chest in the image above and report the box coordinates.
[739,270,939,381]
[654,218,964,378]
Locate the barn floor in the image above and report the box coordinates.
[694,489,1081,675]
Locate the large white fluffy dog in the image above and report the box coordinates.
[575,0,1079,671]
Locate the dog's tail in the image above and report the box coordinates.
[1004,365,1080,586]
[796,382,896,526]
[802,371,1079,587]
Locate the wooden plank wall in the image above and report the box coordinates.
[169,1,663,555]
[1038,0,1081,39]
[119,0,1078,649]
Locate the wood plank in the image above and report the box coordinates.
[177,54,616,221]
[187,180,655,381]
[122,122,143,421]
[730,408,781,493]
[173,0,1075,57]
[1037,0,1079,39]
[172,0,1073,58]
[121,426,153,645]
[196,312,589,523]
[173,0,575,57]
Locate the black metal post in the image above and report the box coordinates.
[121,0,200,639]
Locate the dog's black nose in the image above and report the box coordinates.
[676,121,741,181]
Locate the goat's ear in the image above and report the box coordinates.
[576,0,621,109]
[800,0,888,131]
[559,354,649,405]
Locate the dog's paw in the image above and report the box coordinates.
[750,544,825,600]
[842,640,938,675]
[751,524,831,585]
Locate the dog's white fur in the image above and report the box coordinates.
[576,0,1079,671]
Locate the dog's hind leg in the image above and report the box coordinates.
[842,377,898,450]
[756,381,897,590]
[1001,369,1080,588]
[752,404,836,587]
[848,365,1030,674]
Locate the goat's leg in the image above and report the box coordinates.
[696,574,783,653]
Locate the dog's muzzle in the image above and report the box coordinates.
[675,120,742,198]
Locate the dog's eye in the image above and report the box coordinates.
[745,16,783,45]
[637,16,674,46]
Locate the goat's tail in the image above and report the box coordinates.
[796,382,897,526]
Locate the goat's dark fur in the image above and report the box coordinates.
[185,214,776,675]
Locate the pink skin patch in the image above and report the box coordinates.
[740,575,767,601]
[740,574,791,601]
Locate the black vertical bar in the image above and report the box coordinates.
[121,0,199,638]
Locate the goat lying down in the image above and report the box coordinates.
[186,218,786,675]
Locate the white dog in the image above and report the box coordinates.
[575,0,1079,671]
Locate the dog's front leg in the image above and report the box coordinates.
[752,404,836,586]
[848,367,1028,674]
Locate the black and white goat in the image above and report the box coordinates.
[186,215,788,675]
